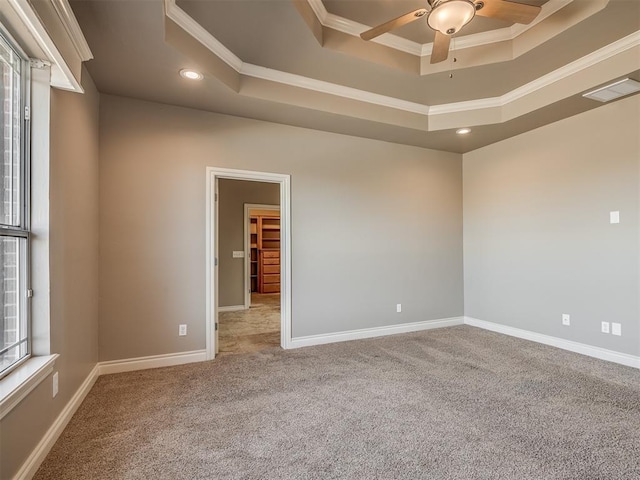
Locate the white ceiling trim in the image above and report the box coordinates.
[308,0,422,56]
[306,0,422,56]
[51,0,93,61]
[241,63,431,115]
[503,29,640,105]
[430,29,640,114]
[164,0,243,71]
[437,0,573,55]
[307,0,572,58]
[165,0,428,114]
[165,0,639,121]
[7,0,82,91]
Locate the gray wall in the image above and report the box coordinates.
[463,94,640,356]
[0,69,100,479]
[218,179,279,306]
[98,94,464,360]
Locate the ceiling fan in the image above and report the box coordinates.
[360,0,542,64]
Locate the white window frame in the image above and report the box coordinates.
[0,26,31,380]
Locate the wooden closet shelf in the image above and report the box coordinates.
[250,213,282,295]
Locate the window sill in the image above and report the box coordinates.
[0,354,59,421]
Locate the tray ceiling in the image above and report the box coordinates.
[70,0,640,153]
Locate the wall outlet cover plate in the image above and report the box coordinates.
[610,211,620,224]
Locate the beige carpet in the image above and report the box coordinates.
[35,326,640,479]
[218,293,280,355]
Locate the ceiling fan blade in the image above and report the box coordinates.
[360,8,428,41]
[430,31,451,64]
[476,0,541,24]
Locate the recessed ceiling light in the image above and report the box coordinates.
[456,128,471,135]
[180,69,203,80]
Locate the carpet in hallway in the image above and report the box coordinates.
[34,325,640,479]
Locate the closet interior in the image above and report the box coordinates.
[249,212,281,294]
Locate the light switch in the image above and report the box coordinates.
[610,211,620,224]
[612,323,622,336]
[232,251,245,258]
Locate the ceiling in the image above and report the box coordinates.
[69,0,640,153]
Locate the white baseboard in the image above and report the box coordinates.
[218,305,246,312]
[14,364,100,480]
[14,349,209,478]
[20,316,638,478]
[98,349,208,375]
[289,316,465,349]
[464,317,640,369]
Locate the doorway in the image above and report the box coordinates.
[217,195,281,355]
[206,167,291,360]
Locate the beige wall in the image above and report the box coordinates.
[6,69,639,478]
[218,179,279,307]
[464,94,640,355]
[98,94,464,361]
[0,69,100,478]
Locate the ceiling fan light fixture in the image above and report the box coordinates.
[427,0,476,35]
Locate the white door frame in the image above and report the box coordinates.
[243,203,280,310]
[206,167,292,360]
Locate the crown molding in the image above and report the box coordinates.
[165,0,428,113]
[308,0,574,59]
[429,97,501,115]
[502,29,640,104]
[442,0,573,53]
[50,0,93,61]
[430,29,640,115]
[241,63,431,115]
[506,0,573,42]
[420,27,511,57]
[323,10,422,56]
[307,0,422,55]
[7,0,82,91]
[164,0,243,72]
[326,12,422,56]
[165,0,639,125]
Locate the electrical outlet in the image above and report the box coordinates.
[601,321,610,334]
[179,324,187,336]
[612,323,622,336]
[396,304,402,313]
[562,314,570,326]
[52,372,59,398]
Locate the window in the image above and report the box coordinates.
[0,30,29,378]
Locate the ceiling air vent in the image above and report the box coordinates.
[582,78,640,103]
